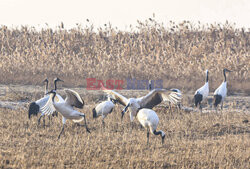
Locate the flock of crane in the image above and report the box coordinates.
[28,68,231,144]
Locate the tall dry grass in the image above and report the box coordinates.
[0,20,249,93]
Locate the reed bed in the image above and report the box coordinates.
[0,20,249,93]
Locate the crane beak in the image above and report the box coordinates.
[110,98,118,104]
[121,111,125,120]
[121,103,130,120]
[224,68,232,72]
[162,135,165,145]
[43,79,48,83]
[55,77,64,82]
[121,109,126,120]
[58,78,64,82]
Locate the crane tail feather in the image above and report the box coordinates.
[214,94,222,107]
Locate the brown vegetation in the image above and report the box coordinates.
[0,97,250,168]
[0,88,249,168]
[0,20,249,93]
[0,19,249,168]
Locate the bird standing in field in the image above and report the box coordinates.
[92,95,118,127]
[37,77,63,126]
[194,70,209,112]
[41,89,90,139]
[28,78,49,120]
[28,78,61,127]
[213,68,232,111]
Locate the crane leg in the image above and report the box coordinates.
[102,118,105,132]
[48,115,51,126]
[177,103,181,114]
[169,102,172,114]
[129,122,134,133]
[38,116,42,126]
[81,114,91,133]
[43,116,46,128]
[58,117,67,139]
[102,114,106,129]
[58,125,64,139]
[199,103,202,113]
[147,129,150,145]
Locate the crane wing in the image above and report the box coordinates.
[137,89,181,109]
[100,84,128,106]
[65,89,84,109]
[40,94,56,116]
[35,95,50,108]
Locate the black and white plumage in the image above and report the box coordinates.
[169,88,182,109]
[28,78,49,120]
[213,68,232,110]
[170,88,181,94]
[92,96,117,126]
[37,77,63,125]
[41,89,90,139]
[194,70,209,111]
[101,84,181,122]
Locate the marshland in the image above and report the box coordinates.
[0,20,249,168]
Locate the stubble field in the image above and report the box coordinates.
[0,86,249,168]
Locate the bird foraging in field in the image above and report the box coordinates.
[92,95,118,127]
[122,103,165,144]
[41,89,90,139]
[137,109,165,145]
[213,68,232,111]
[194,70,209,112]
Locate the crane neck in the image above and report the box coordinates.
[223,69,227,82]
[52,92,56,103]
[54,80,57,90]
[205,72,209,83]
[109,98,118,104]
[44,81,48,94]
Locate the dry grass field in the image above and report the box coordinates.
[0,20,249,168]
[0,86,249,168]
